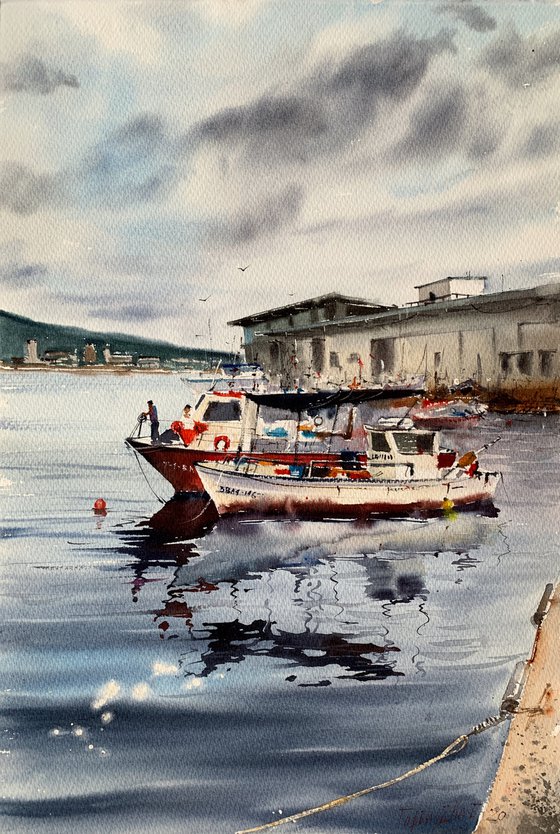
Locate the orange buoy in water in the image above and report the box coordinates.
[93,497,107,514]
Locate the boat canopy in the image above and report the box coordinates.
[244,388,387,411]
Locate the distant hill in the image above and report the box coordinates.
[0,309,231,367]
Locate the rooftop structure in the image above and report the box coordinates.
[414,275,486,304]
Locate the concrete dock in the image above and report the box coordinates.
[474,585,560,834]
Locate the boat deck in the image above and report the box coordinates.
[474,585,560,833]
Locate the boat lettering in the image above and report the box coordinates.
[219,485,262,497]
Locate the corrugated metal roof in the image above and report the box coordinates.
[227,292,389,326]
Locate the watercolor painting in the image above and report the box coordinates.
[1,2,559,834]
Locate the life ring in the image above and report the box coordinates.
[214,435,230,452]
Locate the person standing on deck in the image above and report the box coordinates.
[143,400,159,444]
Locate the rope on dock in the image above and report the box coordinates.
[235,713,510,834]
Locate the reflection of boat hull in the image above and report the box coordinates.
[125,438,365,493]
[195,463,501,517]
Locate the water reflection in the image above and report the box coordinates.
[117,497,500,686]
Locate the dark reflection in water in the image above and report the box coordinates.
[113,496,499,687]
[183,618,402,685]
[133,492,219,541]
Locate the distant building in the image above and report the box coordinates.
[83,344,98,364]
[229,281,560,393]
[42,349,78,366]
[136,356,160,369]
[103,346,133,366]
[23,339,41,364]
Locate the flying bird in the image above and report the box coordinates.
[199,294,212,302]
[238,265,250,272]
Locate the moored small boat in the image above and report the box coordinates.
[195,424,500,517]
[410,399,487,430]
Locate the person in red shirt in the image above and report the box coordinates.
[171,405,208,446]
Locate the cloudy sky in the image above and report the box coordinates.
[1,0,559,349]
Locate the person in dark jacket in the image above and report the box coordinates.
[143,400,159,444]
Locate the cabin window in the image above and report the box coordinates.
[202,400,242,422]
[516,351,533,376]
[393,432,434,455]
[329,351,341,368]
[348,353,360,362]
[538,350,555,378]
[369,432,392,453]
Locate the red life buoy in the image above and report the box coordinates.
[214,435,230,452]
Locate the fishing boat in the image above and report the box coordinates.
[410,398,488,430]
[125,388,388,493]
[194,424,500,517]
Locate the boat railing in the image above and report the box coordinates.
[230,455,370,480]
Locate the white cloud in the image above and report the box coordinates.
[192,0,264,28]
[55,1,165,67]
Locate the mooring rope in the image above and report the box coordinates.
[235,712,510,834]
[129,446,166,505]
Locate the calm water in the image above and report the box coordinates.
[1,372,559,834]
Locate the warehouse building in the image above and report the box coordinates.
[228,279,560,394]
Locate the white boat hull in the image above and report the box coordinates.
[195,463,500,517]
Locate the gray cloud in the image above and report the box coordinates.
[1,54,79,95]
[191,29,455,165]
[394,82,469,159]
[0,261,47,286]
[208,184,304,246]
[521,120,560,159]
[481,25,560,86]
[0,29,456,226]
[87,302,168,322]
[392,81,502,162]
[0,164,60,215]
[79,114,180,209]
[437,3,496,33]
[0,113,180,216]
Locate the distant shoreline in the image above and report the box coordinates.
[0,365,176,375]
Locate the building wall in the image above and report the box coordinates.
[243,291,560,391]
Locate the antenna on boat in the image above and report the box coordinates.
[209,358,223,390]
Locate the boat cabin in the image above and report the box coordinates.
[365,424,451,480]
